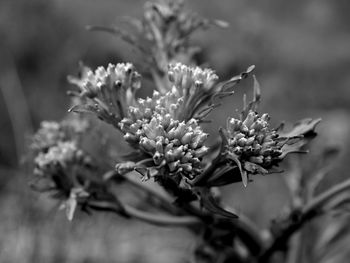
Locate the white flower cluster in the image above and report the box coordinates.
[225,110,282,174]
[68,63,141,128]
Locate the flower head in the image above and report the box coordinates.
[33,141,93,196]
[117,88,208,187]
[121,111,208,184]
[29,116,105,198]
[225,110,282,174]
[167,63,219,120]
[215,76,321,187]
[68,63,141,128]
[31,117,90,153]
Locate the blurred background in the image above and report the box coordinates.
[1,0,350,262]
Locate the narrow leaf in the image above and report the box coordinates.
[227,152,248,187]
[199,188,238,218]
[279,118,321,138]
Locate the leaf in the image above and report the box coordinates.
[64,196,77,221]
[206,166,242,186]
[279,118,321,138]
[280,139,309,159]
[252,75,261,110]
[220,65,255,91]
[227,152,248,187]
[314,215,350,263]
[68,104,97,114]
[277,118,321,159]
[240,74,261,119]
[199,188,238,218]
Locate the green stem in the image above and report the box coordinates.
[122,174,174,205]
[120,174,181,215]
[87,200,202,227]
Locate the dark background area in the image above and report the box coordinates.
[0,0,350,262]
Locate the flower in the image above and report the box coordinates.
[29,115,104,196]
[68,63,141,128]
[33,141,92,196]
[216,109,321,187]
[31,121,65,152]
[116,76,209,186]
[224,110,282,175]
[166,63,255,121]
[119,89,184,143]
[120,111,208,185]
[167,63,219,120]
[31,117,90,153]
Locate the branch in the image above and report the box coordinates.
[303,177,350,214]
[87,200,202,227]
[258,178,350,262]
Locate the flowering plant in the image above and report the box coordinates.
[28,1,350,262]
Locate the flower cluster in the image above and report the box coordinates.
[33,141,92,194]
[225,110,282,175]
[119,91,208,184]
[68,63,141,128]
[30,117,102,198]
[67,62,258,190]
[126,115,208,182]
[112,65,214,185]
[167,63,220,120]
[31,117,90,153]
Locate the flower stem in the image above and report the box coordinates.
[87,200,202,227]
[121,174,174,206]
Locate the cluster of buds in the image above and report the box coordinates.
[31,117,90,153]
[119,89,184,144]
[68,63,141,128]
[224,110,282,175]
[33,140,93,196]
[130,89,183,121]
[31,121,65,152]
[33,140,98,220]
[168,63,218,93]
[167,63,220,120]
[30,116,102,197]
[121,111,208,184]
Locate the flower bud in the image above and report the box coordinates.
[168,160,180,172]
[238,138,247,147]
[195,146,209,158]
[249,156,264,164]
[243,111,256,128]
[153,151,164,165]
[181,131,193,144]
[140,137,156,152]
